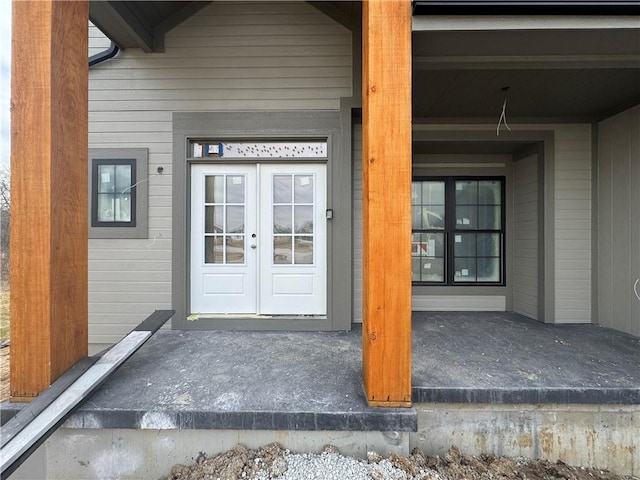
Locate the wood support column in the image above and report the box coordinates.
[361,0,412,407]
[10,0,88,400]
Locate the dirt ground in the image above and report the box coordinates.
[164,443,636,480]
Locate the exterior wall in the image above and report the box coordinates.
[352,125,363,323]
[553,125,592,323]
[87,2,352,349]
[357,124,592,323]
[88,23,111,57]
[512,153,540,320]
[597,105,640,337]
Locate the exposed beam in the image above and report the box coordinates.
[90,0,154,52]
[361,0,412,407]
[308,1,362,31]
[153,1,211,52]
[413,54,640,70]
[10,0,88,399]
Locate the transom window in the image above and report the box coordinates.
[412,177,505,285]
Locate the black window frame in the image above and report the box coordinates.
[412,176,506,286]
[91,158,137,228]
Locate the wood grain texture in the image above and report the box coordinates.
[361,0,412,407]
[10,0,88,398]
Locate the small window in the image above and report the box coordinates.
[89,149,148,239]
[412,176,505,285]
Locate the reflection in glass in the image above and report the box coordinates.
[205,236,224,263]
[455,205,477,229]
[205,206,222,233]
[226,206,244,233]
[273,175,292,203]
[477,257,500,282]
[226,176,245,203]
[205,175,224,203]
[455,180,477,204]
[274,236,292,264]
[422,257,444,282]
[294,206,313,233]
[294,236,313,264]
[98,165,115,193]
[294,175,314,203]
[478,206,501,229]
[454,258,476,282]
[97,195,115,222]
[454,233,476,257]
[477,233,500,257]
[115,165,132,192]
[274,206,292,234]
[478,180,501,205]
[226,235,244,264]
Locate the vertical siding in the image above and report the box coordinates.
[513,153,539,320]
[554,125,592,323]
[597,105,640,337]
[353,125,363,323]
[87,2,352,347]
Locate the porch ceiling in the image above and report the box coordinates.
[89,1,640,124]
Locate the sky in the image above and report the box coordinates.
[0,0,10,170]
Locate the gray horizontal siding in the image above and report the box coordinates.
[513,153,539,320]
[87,1,352,345]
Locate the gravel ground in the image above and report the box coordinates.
[164,443,637,480]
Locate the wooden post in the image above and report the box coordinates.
[10,0,88,400]
[361,0,412,407]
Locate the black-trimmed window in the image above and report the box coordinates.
[412,177,505,285]
[92,159,136,227]
[88,148,148,239]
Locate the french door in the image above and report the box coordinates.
[190,163,326,315]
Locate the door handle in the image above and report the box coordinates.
[634,278,640,302]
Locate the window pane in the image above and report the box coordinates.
[418,232,444,258]
[422,257,444,282]
[477,233,500,257]
[226,176,245,203]
[412,206,422,230]
[98,165,115,193]
[411,257,421,282]
[274,205,292,234]
[411,182,421,204]
[478,180,501,205]
[273,175,292,203]
[205,175,224,203]
[455,205,476,230]
[423,205,445,229]
[294,175,313,203]
[274,236,292,264]
[115,165,132,191]
[455,180,477,204]
[226,235,244,264]
[205,236,223,263]
[205,206,223,233]
[226,205,244,233]
[423,181,445,205]
[478,206,502,230]
[477,257,500,282]
[114,194,131,222]
[454,258,476,282]
[294,205,313,233]
[294,236,313,264]
[97,194,115,222]
[454,233,476,257]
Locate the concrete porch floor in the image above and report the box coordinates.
[2,312,639,432]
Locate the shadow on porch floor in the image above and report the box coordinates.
[2,312,639,432]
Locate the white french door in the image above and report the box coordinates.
[190,163,326,316]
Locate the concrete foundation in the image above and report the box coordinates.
[14,403,638,479]
[411,403,639,477]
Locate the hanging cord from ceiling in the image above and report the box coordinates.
[496,86,512,136]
